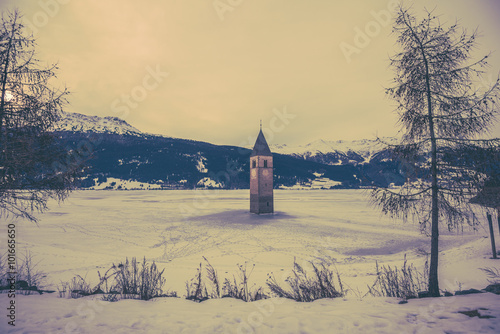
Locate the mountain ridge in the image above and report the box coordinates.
[53,111,143,136]
[50,112,404,189]
[271,137,399,165]
[54,111,396,160]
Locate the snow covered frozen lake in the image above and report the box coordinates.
[2,189,500,333]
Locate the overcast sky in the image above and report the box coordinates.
[2,0,500,146]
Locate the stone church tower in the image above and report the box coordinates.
[250,127,273,214]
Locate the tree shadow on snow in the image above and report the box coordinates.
[187,210,296,227]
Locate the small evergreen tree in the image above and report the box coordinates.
[372,6,500,297]
[0,9,79,222]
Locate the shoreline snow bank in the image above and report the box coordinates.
[2,293,499,333]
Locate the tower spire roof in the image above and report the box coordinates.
[251,128,272,157]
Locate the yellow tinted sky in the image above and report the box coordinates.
[2,0,500,145]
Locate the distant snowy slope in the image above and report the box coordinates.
[271,137,399,164]
[52,111,142,135]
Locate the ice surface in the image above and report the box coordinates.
[1,190,499,333]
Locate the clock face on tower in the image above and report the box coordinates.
[251,169,257,179]
[263,169,269,176]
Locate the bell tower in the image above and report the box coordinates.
[250,125,273,214]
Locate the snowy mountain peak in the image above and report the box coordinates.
[270,137,399,165]
[52,111,142,136]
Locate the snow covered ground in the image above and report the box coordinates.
[1,190,499,333]
[88,177,163,190]
[279,177,342,189]
[4,292,500,333]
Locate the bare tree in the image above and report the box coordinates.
[0,9,78,222]
[372,6,500,297]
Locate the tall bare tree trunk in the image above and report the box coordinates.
[401,14,442,296]
[0,15,16,146]
[487,213,498,259]
[429,132,440,296]
[0,25,15,184]
[422,45,440,297]
[497,208,500,237]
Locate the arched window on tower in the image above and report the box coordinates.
[264,160,268,168]
[252,160,256,168]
